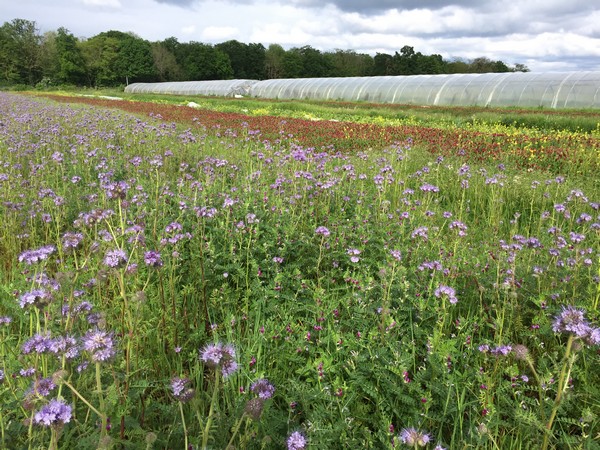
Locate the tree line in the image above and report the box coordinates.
[1,18,530,88]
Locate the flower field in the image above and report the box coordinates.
[0,92,598,449]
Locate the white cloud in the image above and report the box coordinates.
[201,26,239,41]
[181,25,196,34]
[82,0,122,7]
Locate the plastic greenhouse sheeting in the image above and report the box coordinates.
[250,72,600,108]
[125,72,600,108]
[125,80,258,97]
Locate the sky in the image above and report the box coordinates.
[4,0,600,72]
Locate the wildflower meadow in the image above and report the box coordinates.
[0,91,598,449]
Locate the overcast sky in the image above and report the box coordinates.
[5,0,600,72]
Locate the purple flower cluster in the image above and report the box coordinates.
[144,250,163,268]
[61,231,84,251]
[28,376,56,398]
[250,378,275,400]
[287,431,307,450]
[552,306,600,345]
[82,329,116,362]
[171,376,195,403]
[103,249,128,268]
[33,398,72,427]
[200,342,238,378]
[479,344,513,356]
[315,226,330,237]
[18,245,56,265]
[399,427,431,447]
[434,285,458,304]
[19,289,51,309]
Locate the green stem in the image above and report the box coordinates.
[202,371,220,450]
[96,362,108,436]
[179,401,188,450]
[62,378,104,421]
[541,334,575,450]
[225,412,247,450]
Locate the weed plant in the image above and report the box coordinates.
[0,92,598,449]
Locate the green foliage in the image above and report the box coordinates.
[0,93,598,450]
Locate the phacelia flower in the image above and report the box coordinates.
[103,249,128,268]
[144,251,163,268]
[200,342,238,378]
[18,245,56,265]
[250,378,275,400]
[399,427,431,447]
[33,399,72,427]
[552,306,592,339]
[287,430,307,450]
[29,377,57,398]
[82,329,116,362]
[171,377,195,403]
[434,285,458,304]
[315,226,330,237]
[19,289,51,309]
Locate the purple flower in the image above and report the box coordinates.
[434,285,458,304]
[144,251,163,268]
[171,377,195,403]
[82,329,116,363]
[200,342,238,379]
[62,231,84,250]
[287,431,307,450]
[420,183,439,193]
[490,345,513,356]
[399,427,431,447]
[390,250,402,261]
[29,377,56,398]
[552,306,590,338]
[22,332,53,354]
[33,399,72,427]
[449,221,468,236]
[103,249,127,268]
[411,226,429,240]
[49,335,80,359]
[18,245,56,265]
[104,180,130,200]
[19,289,51,308]
[315,226,330,237]
[250,378,275,400]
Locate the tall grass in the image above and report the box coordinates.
[0,92,598,450]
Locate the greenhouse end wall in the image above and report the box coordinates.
[124,72,600,109]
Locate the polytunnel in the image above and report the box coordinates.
[124,72,600,109]
[249,72,600,109]
[125,80,258,97]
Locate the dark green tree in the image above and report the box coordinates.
[177,41,233,80]
[216,40,266,79]
[54,28,86,85]
[80,34,120,86]
[371,52,393,76]
[265,43,286,79]
[325,49,373,77]
[0,19,42,85]
[151,42,182,81]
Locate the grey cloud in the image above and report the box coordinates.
[292,0,486,13]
